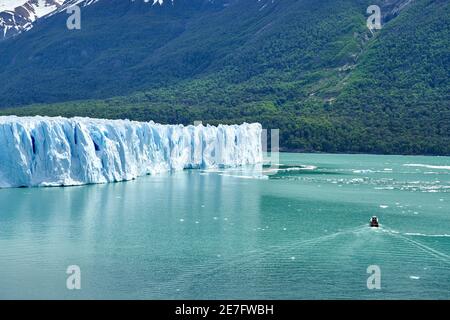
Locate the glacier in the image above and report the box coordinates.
[0,116,263,188]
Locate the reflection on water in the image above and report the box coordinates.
[0,153,449,299]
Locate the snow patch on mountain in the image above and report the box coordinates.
[0,0,68,39]
[0,0,101,40]
[0,1,29,12]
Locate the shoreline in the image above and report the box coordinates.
[278,148,450,158]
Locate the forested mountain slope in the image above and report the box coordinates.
[0,0,448,155]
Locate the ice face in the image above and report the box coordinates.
[0,116,263,188]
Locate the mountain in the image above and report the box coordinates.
[0,0,449,155]
[0,0,281,105]
[0,0,101,41]
[0,0,65,40]
[0,0,229,41]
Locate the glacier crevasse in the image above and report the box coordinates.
[0,116,263,188]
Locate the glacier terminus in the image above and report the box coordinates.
[0,116,263,188]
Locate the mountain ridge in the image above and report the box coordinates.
[0,0,102,40]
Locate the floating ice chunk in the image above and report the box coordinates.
[403,164,450,170]
[0,116,263,188]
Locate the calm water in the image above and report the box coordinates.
[0,153,449,299]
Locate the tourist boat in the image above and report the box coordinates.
[370,216,379,228]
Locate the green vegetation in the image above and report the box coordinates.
[0,0,449,155]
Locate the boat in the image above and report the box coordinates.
[370,216,379,228]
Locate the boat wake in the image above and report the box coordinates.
[404,233,450,238]
[381,228,450,265]
[159,225,369,288]
[157,223,450,293]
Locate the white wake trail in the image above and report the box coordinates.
[382,228,450,265]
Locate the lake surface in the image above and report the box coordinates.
[0,153,449,299]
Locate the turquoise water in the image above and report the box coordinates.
[0,153,449,299]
